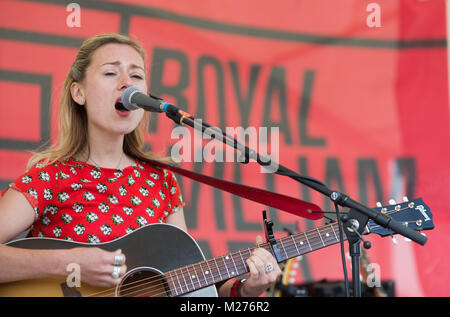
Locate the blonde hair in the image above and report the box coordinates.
[27,33,169,170]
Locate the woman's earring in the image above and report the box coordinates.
[79,98,84,105]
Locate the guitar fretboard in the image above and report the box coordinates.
[165,221,347,296]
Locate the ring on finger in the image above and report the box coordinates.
[264,262,274,274]
[113,254,125,266]
[112,265,121,279]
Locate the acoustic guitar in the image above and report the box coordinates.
[0,198,433,297]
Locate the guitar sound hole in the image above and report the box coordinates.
[117,267,169,297]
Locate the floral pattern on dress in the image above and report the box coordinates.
[7,157,184,244]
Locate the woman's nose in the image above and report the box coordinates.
[118,73,134,90]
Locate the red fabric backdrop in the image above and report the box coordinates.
[0,0,449,296]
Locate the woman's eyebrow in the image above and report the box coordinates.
[100,61,144,71]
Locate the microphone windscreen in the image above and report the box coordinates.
[121,86,142,110]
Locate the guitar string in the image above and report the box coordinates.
[107,227,352,298]
[86,237,310,297]
[84,247,257,297]
[86,214,402,296]
[128,216,401,298]
[85,225,372,297]
[84,207,411,297]
[84,207,405,297]
[120,236,326,297]
[85,223,346,297]
[84,227,334,298]
[157,205,421,297]
[87,223,341,297]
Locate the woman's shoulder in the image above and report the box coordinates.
[4,158,72,200]
[18,157,82,184]
[27,157,75,173]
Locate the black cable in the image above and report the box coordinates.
[333,201,350,297]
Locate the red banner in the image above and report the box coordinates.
[0,0,449,296]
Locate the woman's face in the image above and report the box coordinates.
[73,43,147,139]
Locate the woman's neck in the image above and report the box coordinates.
[78,133,133,169]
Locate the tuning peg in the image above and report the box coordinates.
[376,202,382,207]
[389,199,396,205]
[403,196,409,202]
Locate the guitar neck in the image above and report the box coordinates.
[165,221,347,296]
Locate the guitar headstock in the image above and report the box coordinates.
[367,197,434,238]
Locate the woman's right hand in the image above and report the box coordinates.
[67,247,127,287]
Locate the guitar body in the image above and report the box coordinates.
[0,224,218,297]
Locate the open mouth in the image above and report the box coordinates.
[115,102,129,112]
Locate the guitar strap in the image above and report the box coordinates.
[143,158,322,220]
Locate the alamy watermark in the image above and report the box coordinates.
[170,120,280,173]
[66,3,81,28]
[66,263,81,288]
[365,262,382,288]
[366,3,382,28]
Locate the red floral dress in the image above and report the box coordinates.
[6,157,185,244]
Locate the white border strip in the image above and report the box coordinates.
[446,0,450,118]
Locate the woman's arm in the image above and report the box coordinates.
[165,207,188,232]
[0,189,125,287]
[0,189,69,283]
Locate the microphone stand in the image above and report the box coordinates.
[162,107,428,297]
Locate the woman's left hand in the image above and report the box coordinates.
[241,236,282,297]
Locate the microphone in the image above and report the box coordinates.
[121,86,194,119]
[121,86,163,113]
